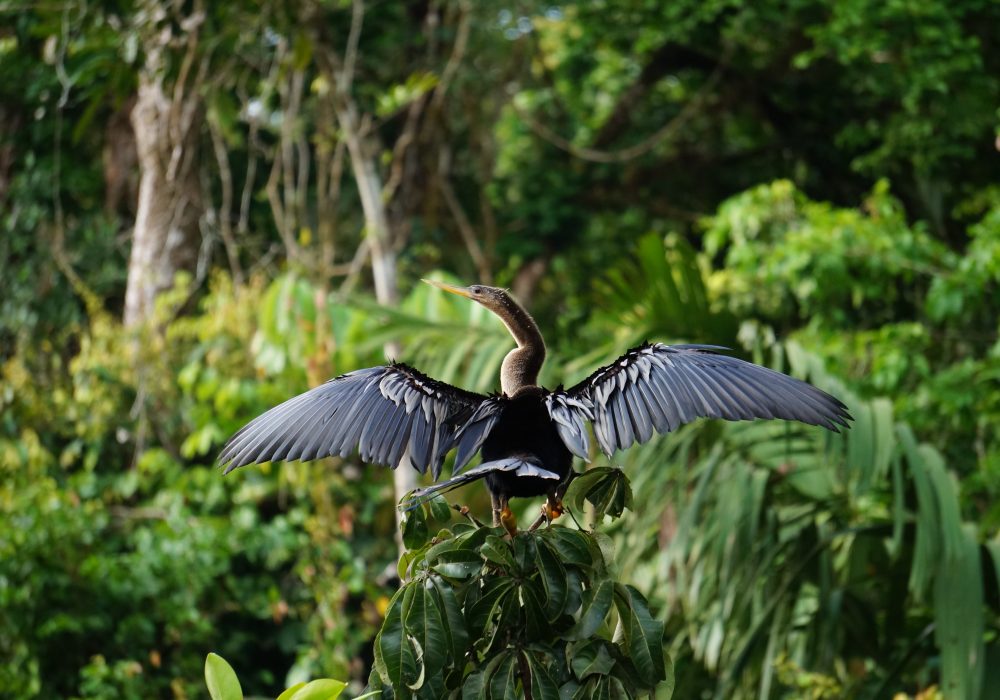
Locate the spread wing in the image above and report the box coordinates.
[218,363,492,479]
[553,343,852,457]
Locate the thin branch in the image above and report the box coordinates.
[340,0,365,95]
[109,506,170,521]
[280,66,305,249]
[337,237,370,295]
[512,65,725,164]
[430,0,471,112]
[48,7,101,315]
[322,138,347,274]
[451,503,487,528]
[166,3,207,182]
[241,51,279,238]
[438,174,491,283]
[266,146,298,262]
[237,116,259,237]
[295,131,311,235]
[593,42,718,148]
[249,242,283,277]
[208,118,245,284]
[383,95,427,204]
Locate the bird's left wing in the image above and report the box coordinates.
[552,343,852,457]
[218,363,491,479]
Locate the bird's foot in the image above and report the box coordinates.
[545,498,564,521]
[527,497,564,532]
[499,504,517,538]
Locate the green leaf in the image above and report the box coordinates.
[535,540,568,620]
[428,495,452,523]
[430,546,484,580]
[405,633,426,690]
[568,579,613,640]
[658,650,676,700]
[205,653,243,700]
[518,580,548,641]
[276,682,306,700]
[481,534,518,570]
[429,575,470,665]
[404,583,448,678]
[462,667,488,700]
[934,524,984,700]
[286,678,348,700]
[539,527,592,567]
[468,577,517,638]
[612,585,665,689]
[582,468,633,521]
[375,71,440,118]
[487,652,518,700]
[402,508,430,550]
[569,641,615,680]
[374,587,419,689]
[525,652,561,700]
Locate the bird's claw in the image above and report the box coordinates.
[499,504,517,538]
[527,497,565,532]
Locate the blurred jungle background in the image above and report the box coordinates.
[2,0,1000,698]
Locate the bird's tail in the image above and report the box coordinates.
[400,457,559,511]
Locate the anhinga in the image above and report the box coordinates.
[219,280,851,535]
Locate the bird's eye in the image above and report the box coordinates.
[470,286,482,295]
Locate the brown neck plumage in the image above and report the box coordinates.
[492,292,546,395]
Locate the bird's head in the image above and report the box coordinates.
[421,279,513,315]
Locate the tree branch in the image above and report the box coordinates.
[438,173,491,283]
[593,43,718,148]
[339,0,365,95]
[430,0,471,112]
[208,118,244,284]
[511,62,724,164]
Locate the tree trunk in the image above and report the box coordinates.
[338,103,413,547]
[123,53,202,326]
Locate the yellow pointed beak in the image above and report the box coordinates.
[421,278,472,298]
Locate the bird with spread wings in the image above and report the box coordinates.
[219,281,851,536]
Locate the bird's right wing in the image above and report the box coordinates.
[218,363,491,479]
[550,343,851,458]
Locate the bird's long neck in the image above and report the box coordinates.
[494,295,546,396]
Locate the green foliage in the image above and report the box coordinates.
[206,653,244,700]
[565,467,633,522]
[564,231,997,697]
[2,0,999,697]
[702,180,1000,525]
[610,350,997,699]
[366,493,672,699]
[205,653,346,700]
[0,278,398,698]
[705,179,952,327]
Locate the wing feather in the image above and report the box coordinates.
[402,456,559,510]
[557,343,851,456]
[218,363,489,475]
[452,399,504,474]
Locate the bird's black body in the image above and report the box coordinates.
[218,280,852,532]
[481,390,573,500]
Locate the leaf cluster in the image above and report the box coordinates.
[368,496,671,699]
[205,653,347,700]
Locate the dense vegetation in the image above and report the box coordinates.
[1,0,999,698]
